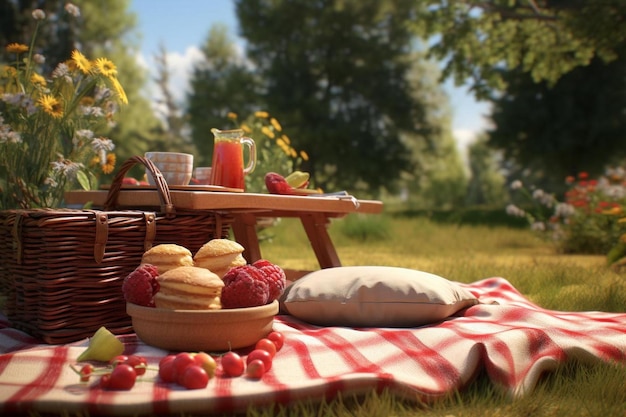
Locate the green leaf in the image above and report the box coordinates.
[606,241,626,266]
[76,170,90,191]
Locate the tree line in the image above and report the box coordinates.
[2,0,624,206]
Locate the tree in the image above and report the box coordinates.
[235,0,439,194]
[187,24,262,168]
[465,135,507,206]
[401,56,467,209]
[487,52,626,192]
[410,0,626,98]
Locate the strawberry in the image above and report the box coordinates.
[221,265,270,308]
[264,172,295,195]
[252,259,286,302]
[122,264,160,307]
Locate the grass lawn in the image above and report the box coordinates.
[249,213,626,417]
[8,213,626,417]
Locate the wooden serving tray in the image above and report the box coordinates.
[100,184,244,193]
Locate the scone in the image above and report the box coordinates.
[154,266,224,310]
[194,239,247,278]
[141,243,194,274]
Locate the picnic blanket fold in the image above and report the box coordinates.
[1,277,625,415]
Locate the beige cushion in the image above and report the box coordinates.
[280,266,479,327]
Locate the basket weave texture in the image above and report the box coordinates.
[0,156,234,344]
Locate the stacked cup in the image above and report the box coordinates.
[145,152,193,186]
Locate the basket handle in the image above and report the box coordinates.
[103,155,176,218]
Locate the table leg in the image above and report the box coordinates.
[231,213,263,263]
[300,213,342,268]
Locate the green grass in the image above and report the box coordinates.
[249,214,626,417]
[16,214,626,417]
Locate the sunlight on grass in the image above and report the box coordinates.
[252,214,626,417]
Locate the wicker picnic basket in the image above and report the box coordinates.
[0,156,234,344]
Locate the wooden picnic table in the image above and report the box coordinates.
[65,189,383,279]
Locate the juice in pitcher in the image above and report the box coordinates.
[209,128,256,190]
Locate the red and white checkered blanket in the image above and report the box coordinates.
[1,277,626,416]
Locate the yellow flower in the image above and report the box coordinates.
[2,65,17,77]
[6,43,29,54]
[94,57,117,78]
[270,117,282,132]
[38,94,64,118]
[80,96,95,107]
[261,126,275,139]
[280,134,291,145]
[71,50,92,74]
[254,111,269,118]
[227,112,238,119]
[110,77,128,104]
[101,153,116,174]
[241,123,252,134]
[300,150,309,161]
[30,73,46,86]
[603,206,622,216]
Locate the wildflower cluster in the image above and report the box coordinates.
[507,168,626,265]
[0,4,127,209]
[226,111,309,192]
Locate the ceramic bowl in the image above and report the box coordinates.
[126,301,279,351]
[145,152,193,186]
[194,167,212,185]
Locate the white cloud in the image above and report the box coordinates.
[136,46,204,118]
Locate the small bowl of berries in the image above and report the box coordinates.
[123,260,286,352]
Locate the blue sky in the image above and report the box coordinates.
[130,0,489,153]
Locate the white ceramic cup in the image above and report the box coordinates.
[194,167,212,185]
[145,152,193,186]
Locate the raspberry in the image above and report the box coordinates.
[252,259,287,302]
[221,265,269,309]
[122,264,160,307]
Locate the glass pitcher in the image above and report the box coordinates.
[209,128,256,190]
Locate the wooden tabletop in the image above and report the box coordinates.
[65,190,383,217]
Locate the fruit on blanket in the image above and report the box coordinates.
[247,349,272,371]
[245,359,266,379]
[125,355,148,376]
[265,172,294,195]
[180,365,209,389]
[267,331,285,351]
[122,264,160,307]
[194,352,217,378]
[101,363,137,390]
[79,364,93,382]
[252,259,287,302]
[221,351,245,377]
[255,338,277,359]
[158,355,177,383]
[77,326,124,362]
[221,265,270,308]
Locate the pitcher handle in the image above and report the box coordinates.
[242,136,256,174]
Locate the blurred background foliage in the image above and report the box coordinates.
[1,0,625,207]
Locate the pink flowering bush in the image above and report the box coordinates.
[507,168,626,266]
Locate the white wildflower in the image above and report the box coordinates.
[554,203,576,218]
[64,3,81,17]
[81,106,104,117]
[32,9,45,20]
[51,158,82,177]
[75,129,94,140]
[506,204,526,217]
[33,53,46,64]
[44,177,58,187]
[51,62,69,79]
[531,222,546,232]
[91,136,115,152]
[510,180,523,190]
